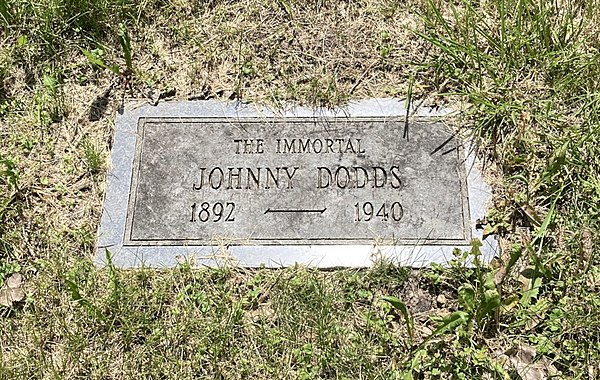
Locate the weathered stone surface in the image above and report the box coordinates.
[127,117,468,245]
[97,99,497,267]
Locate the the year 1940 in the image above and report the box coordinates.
[354,202,403,222]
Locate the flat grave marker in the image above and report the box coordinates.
[97,99,497,267]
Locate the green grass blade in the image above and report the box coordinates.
[382,295,414,341]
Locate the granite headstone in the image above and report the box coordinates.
[96,99,497,267]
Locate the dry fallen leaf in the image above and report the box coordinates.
[0,273,25,307]
[501,344,559,380]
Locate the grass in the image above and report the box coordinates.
[0,0,599,378]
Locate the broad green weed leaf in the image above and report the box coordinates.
[43,74,57,91]
[81,48,121,75]
[382,295,414,340]
[458,284,476,312]
[0,157,18,188]
[382,295,405,310]
[480,289,501,318]
[81,48,108,69]
[484,271,496,290]
[108,64,121,76]
[484,289,501,307]
[432,311,470,336]
[17,35,27,46]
